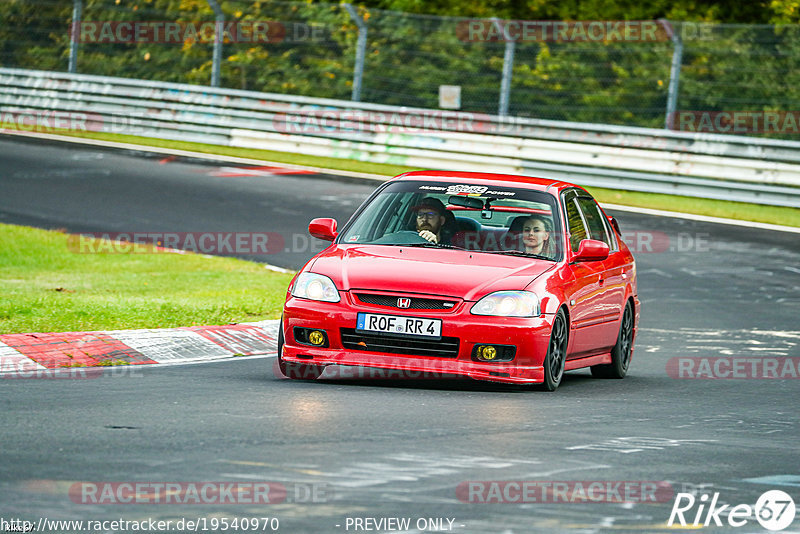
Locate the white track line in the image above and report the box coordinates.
[603,203,800,234]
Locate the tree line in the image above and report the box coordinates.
[1,0,798,132]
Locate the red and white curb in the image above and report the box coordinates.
[209,165,315,177]
[0,320,280,376]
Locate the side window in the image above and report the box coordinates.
[603,212,618,251]
[576,197,611,247]
[565,197,588,253]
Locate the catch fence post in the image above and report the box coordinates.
[207,0,224,87]
[661,20,683,130]
[68,0,83,73]
[344,3,368,102]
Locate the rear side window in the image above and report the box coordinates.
[576,196,610,246]
[565,197,588,253]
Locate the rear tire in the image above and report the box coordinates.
[591,301,633,379]
[541,308,568,391]
[276,320,324,380]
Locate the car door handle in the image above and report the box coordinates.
[598,277,605,286]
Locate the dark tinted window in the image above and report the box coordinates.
[576,196,610,246]
[565,197,588,253]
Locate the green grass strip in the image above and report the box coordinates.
[65,130,418,177]
[585,187,800,227]
[0,223,293,334]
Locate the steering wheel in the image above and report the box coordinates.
[371,230,429,244]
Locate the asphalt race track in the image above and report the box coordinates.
[1,135,799,533]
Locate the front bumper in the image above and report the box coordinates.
[282,293,555,384]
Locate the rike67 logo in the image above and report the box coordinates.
[668,490,796,531]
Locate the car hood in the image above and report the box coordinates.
[308,245,555,301]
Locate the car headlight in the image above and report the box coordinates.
[291,272,340,303]
[471,291,539,317]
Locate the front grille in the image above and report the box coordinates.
[355,293,457,310]
[340,328,460,358]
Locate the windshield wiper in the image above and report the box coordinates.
[480,249,555,261]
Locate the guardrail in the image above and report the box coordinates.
[2,68,800,208]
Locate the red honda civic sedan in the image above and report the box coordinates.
[278,171,640,391]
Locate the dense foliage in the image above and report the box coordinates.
[1,0,798,130]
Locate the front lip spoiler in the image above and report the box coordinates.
[281,349,545,385]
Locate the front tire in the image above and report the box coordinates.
[541,308,568,391]
[276,320,324,380]
[591,301,633,379]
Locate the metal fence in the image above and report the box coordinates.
[3,68,800,207]
[2,0,800,135]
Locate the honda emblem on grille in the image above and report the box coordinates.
[397,298,411,309]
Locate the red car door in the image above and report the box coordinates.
[577,196,627,337]
[563,192,621,358]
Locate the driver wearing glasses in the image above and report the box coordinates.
[412,197,452,245]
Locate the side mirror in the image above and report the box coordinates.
[573,239,609,262]
[308,218,338,241]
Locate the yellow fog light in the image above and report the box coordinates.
[308,331,326,346]
[479,345,497,361]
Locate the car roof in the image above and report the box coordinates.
[392,170,586,195]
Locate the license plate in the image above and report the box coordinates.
[356,313,442,339]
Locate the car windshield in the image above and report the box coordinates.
[338,180,563,261]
